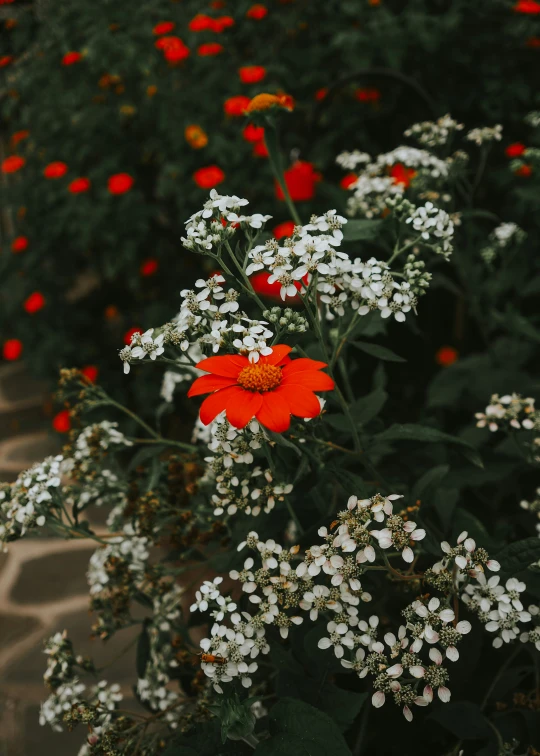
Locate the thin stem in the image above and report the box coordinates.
[224,240,266,310]
[264,123,302,226]
[128,437,198,453]
[106,399,159,439]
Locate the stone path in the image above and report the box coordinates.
[0,363,139,755]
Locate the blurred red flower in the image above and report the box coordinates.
[243,123,265,142]
[68,177,91,193]
[0,56,13,67]
[140,258,159,277]
[193,165,225,189]
[315,88,328,100]
[246,4,268,19]
[44,161,68,179]
[505,143,526,158]
[224,95,251,116]
[212,16,234,31]
[2,339,23,361]
[11,236,28,253]
[390,163,416,187]
[124,327,142,345]
[108,173,134,194]
[514,0,540,12]
[239,66,266,84]
[253,140,269,158]
[153,21,175,35]
[273,221,296,239]
[340,173,358,189]
[62,52,82,66]
[198,43,224,56]
[189,14,214,31]
[11,130,29,147]
[435,346,458,367]
[515,164,532,177]
[81,365,99,383]
[53,410,71,433]
[24,292,45,314]
[275,161,319,202]
[1,155,25,173]
[355,88,381,102]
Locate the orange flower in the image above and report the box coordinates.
[198,43,224,56]
[514,0,540,12]
[188,345,334,432]
[0,55,13,67]
[81,365,99,382]
[68,177,91,193]
[245,92,294,114]
[108,173,134,194]
[62,51,82,66]
[275,161,318,202]
[11,236,28,253]
[224,95,251,116]
[239,65,266,84]
[53,410,71,433]
[193,165,225,189]
[1,155,25,173]
[273,221,295,239]
[3,338,23,361]
[24,291,45,314]
[435,346,458,367]
[140,257,159,276]
[246,4,268,19]
[11,130,29,147]
[153,21,175,35]
[44,161,68,179]
[185,124,208,148]
[243,123,265,142]
[505,143,526,158]
[390,163,416,188]
[340,172,358,190]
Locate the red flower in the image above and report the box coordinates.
[198,43,224,56]
[108,173,134,194]
[0,55,13,67]
[340,172,358,190]
[239,65,266,84]
[275,161,318,202]
[153,21,175,35]
[526,36,540,47]
[224,95,251,116]
[390,163,416,188]
[44,161,68,179]
[11,236,28,253]
[253,140,269,158]
[514,0,540,12]
[3,338,23,361]
[1,155,25,173]
[515,164,532,177]
[53,409,71,433]
[140,257,159,277]
[164,42,190,63]
[212,16,234,32]
[24,291,45,314]
[243,123,265,142]
[250,272,303,302]
[124,327,142,345]
[355,87,381,102]
[68,177,91,193]
[315,87,328,101]
[435,346,458,367]
[247,4,268,19]
[81,365,99,383]
[62,51,82,66]
[188,345,334,432]
[505,143,526,158]
[11,130,29,147]
[273,221,295,239]
[189,14,214,31]
[193,165,225,189]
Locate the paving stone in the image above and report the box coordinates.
[10,548,94,605]
[0,613,43,651]
[0,362,47,411]
[0,432,61,482]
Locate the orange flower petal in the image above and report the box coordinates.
[278,385,322,418]
[187,374,238,397]
[256,392,291,432]
[263,344,292,365]
[281,371,334,391]
[282,357,328,374]
[196,354,249,377]
[199,386,244,425]
[226,391,263,429]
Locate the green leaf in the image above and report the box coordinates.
[374,424,483,467]
[350,388,388,425]
[430,702,491,740]
[496,538,540,577]
[351,341,406,362]
[254,698,351,756]
[342,219,383,241]
[411,465,450,502]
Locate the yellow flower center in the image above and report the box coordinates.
[237,363,282,392]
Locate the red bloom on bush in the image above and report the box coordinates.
[275,161,318,202]
[44,161,68,179]
[68,177,91,193]
[124,327,142,345]
[24,291,45,314]
[505,143,526,158]
[11,236,28,253]
[239,66,266,84]
[1,155,25,173]
[153,21,175,35]
[62,52,82,66]
[0,55,13,68]
[253,140,269,158]
[340,172,358,190]
[193,165,225,189]
[273,221,295,239]
[140,257,159,277]
[3,338,23,361]
[81,365,99,383]
[250,272,301,301]
[188,345,334,432]
[247,4,268,19]
[355,87,381,102]
[198,43,224,56]
[52,409,71,433]
[315,88,328,101]
[189,14,214,31]
[224,95,251,116]
[515,164,532,177]
[212,16,234,32]
[108,173,134,194]
[514,0,540,12]
[11,130,29,147]
[435,346,458,367]
[243,123,265,142]
[164,42,190,63]
[390,163,416,187]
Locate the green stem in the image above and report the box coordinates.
[106,399,159,439]
[224,241,266,310]
[128,437,198,453]
[264,123,302,226]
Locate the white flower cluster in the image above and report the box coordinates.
[87,525,150,594]
[404,115,464,148]
[336,150,371,170]
[475,393,538,432]
[405,201,454,259]
[71,421,133,461]
[119,328,165,374]
[201,414,293,517]
[466,124,503,146]
[0,455,63,545]
[480,222,526,265]
[525,110,540,129]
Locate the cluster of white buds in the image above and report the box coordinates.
[475,393,538,432]
[405,202,454,259]
[119,328,165,374]
[462,575,532,648]
[480,222,526,265]
[466,124,503,146]
[336,150,371,170]
[404,115,464,148]
[0,455,63,545]
[87,524,150,594]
